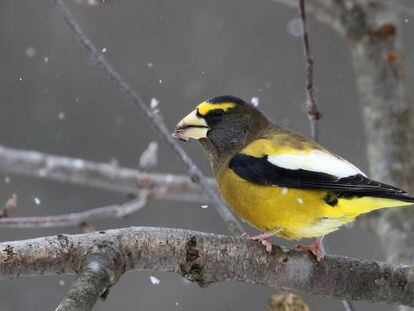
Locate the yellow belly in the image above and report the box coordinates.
[216,169,411,239]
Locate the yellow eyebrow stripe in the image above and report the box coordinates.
[197,102,236,116]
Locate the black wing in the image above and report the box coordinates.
[229,154,414,202]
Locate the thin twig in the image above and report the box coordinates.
[0,191,148,228]
[52,0,242,236]
[1,227,414,307]
[297,0,321,141]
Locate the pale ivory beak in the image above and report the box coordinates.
[172,110,210,141]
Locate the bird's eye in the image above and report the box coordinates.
[213,109,225,119]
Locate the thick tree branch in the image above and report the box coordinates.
[0,227,414,307]
[52,0,242,236]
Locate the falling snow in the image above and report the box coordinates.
[25,46,36,58]
[282,187,288,195]
[44,57,49,63]
[150,276,160,285]
[297,198,304,204]
[201,204,208,209]
[58,112,65,120]
[150,98,159,110]
[147,62,154,68]
[101,47,107,53]
[159,79,163,84]
[251,97,259,107]
[59,280,66,286]
[404,18,409,23]
[34,197,41,205]
[4,176,10,184]
[287,18,303,37]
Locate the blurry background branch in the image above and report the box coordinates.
[1,227,414,308]
[0,190,149,228]
[0,144,210,203]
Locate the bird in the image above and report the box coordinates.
[172,95,414,261]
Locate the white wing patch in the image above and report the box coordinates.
[268,150,365,179]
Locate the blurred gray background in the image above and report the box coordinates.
[0,0,413,310]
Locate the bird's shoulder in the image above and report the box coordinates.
[242,125,326,157]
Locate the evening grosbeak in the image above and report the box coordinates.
[172,95,414,260]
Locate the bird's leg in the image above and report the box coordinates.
[295,236,325,262]
[241,228,283,253]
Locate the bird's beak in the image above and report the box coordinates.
[172,110,210,141]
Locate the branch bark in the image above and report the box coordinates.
[1,226,414,307]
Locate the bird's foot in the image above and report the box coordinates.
[295,239,324,262]
[241,232,275,253]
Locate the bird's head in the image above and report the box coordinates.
[172,95,269,160]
